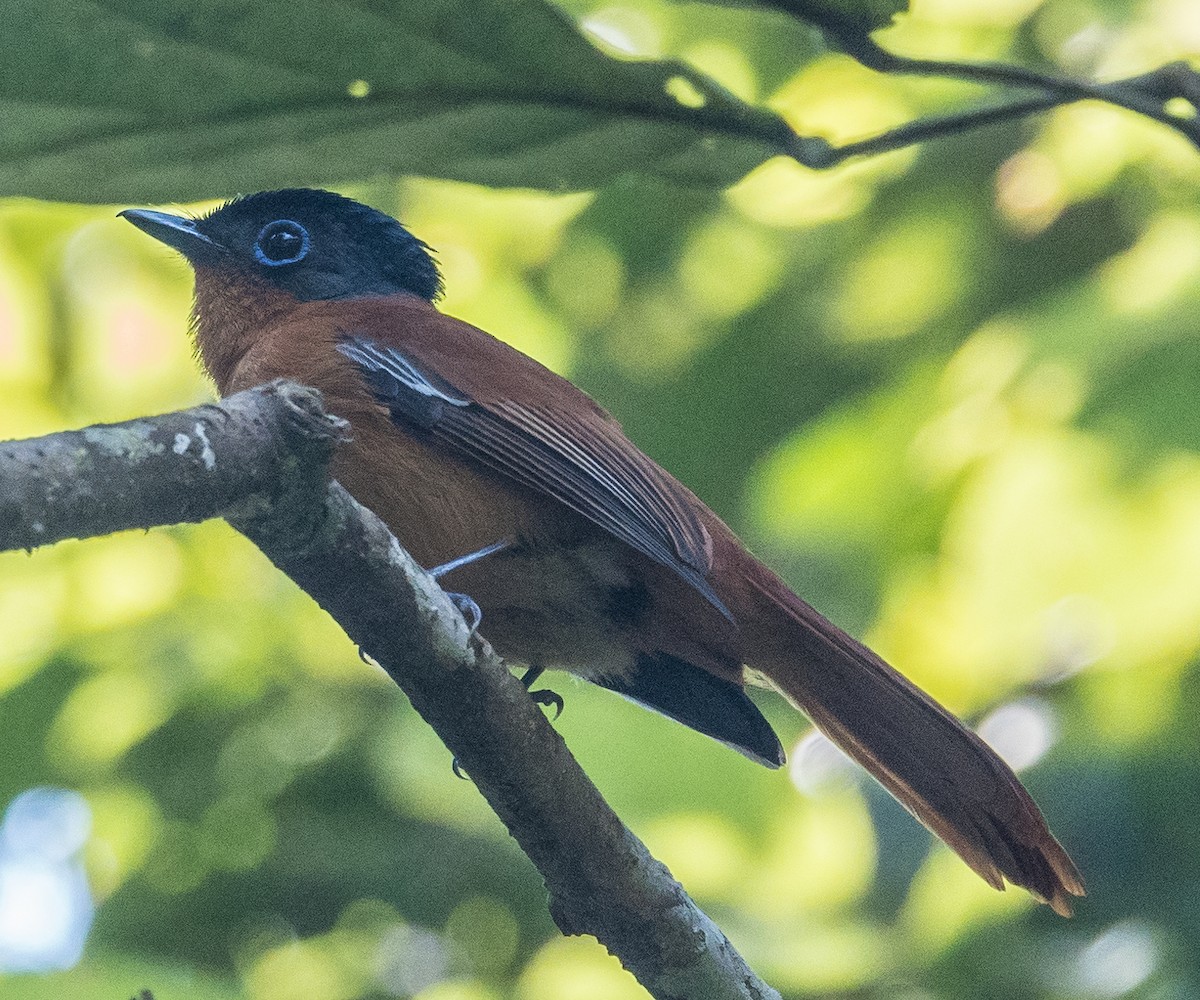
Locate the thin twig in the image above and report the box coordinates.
[761,0,1200,165]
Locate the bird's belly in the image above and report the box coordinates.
[333,424,644,678]
[446,540,647,680]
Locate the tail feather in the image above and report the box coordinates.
[744,575,1085,916]
[595,652,785,768]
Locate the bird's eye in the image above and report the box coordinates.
[254,219,310,266]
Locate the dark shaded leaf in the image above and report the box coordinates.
[703,0,908,37]
[0,0,800,203]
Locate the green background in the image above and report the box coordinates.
[1,0,1198,997]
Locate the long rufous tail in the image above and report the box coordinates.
[743,572,1085,916]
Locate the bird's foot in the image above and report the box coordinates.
[444,592,482,636]
[529,688,564,721]
[426,539,509,637]
[427,539,510,580]
[521,666,564,721]
[450,665,563,780]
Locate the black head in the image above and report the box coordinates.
[120,189,442,302]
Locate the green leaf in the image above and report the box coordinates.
[0,0,801,204]
[809,0,907,32]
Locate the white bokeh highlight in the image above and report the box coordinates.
[0,787,94,972]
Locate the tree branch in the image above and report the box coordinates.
[0,382,781,1000]
[763,0,1200,167]
[0,381,347,550]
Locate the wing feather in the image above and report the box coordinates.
[338,336,729,619]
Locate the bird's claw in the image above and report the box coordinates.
[445,592,482,636]
[447,664,562,780]
[519,666,564,720]
[529,687,564,721]
[426,541,509,639]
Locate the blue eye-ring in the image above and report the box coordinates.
[254,219,310,266]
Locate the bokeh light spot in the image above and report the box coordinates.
[375,924,451,997]
[1075,920,1158,998]
[580,7,661,58]
[415,981,501,1000]
[518,936,645,1000]
[664,75,706,109]
[835,212,967,340]
[642,812,749,899]
[789,730,859,796]
[678,214,782,319]
[680,42,757,102]
[52,671,172,765]
[0,788,93,973]
[995,150,1065,235]
[750,795,876,916]
[1100,213,1200,315]
[248,940,354,1000]
[976,698,1057,772]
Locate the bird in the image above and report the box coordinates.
[120,188,1085,916]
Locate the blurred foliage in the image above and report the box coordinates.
[1,0,1200,998]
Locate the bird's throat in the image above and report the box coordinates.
[190,266,304,394]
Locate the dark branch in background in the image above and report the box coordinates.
[0,383,781,1000]
[764,0,1200,167]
